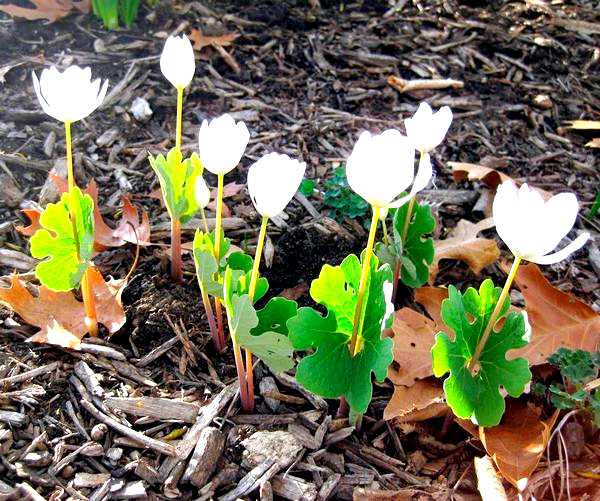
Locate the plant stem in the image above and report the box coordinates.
[400,151,426,243]
[175,86,184,152]
[213,173,226,350]
[349,205,381,356]
[391,260,401,305]
[243,215,269,413]
[81,267,98,336]
[170,218,182,282]
[467,256,522,374]
[381,217,390,246]
[200,207,209,233]
[65,121,74,190]
[200,285,221,351]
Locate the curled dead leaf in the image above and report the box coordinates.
[0,270,126,348]
[15,208,42,236]
[479,401,559,490]
[512,263,600,365]
[0,0,89,22]
[189,29,239,51]
[430,218,499,282]
[384,379,448,423]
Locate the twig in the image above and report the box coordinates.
[0,361,59,387]
[387,76,464,93]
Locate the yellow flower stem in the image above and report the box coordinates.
[65,121,74,190]
[243,215,269,413]
[214,174,224,261]
[349,205,381,357]
[467,256,523,374]
[401,151,426,243]
[175,86,184,152]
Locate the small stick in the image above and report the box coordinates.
[0,361,59,387]
[388,76,464,93]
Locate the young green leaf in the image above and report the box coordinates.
[149,147,204,224]
[223,268,294,373]
[431,279,531,427]
[393,199,435,288]
[227,251,268,303]
[547,348,598,386]
[288,254,393,416]
[192,229,234,299]
[30,187,95,292]
[252,297,298,336]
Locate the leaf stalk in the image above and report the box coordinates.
[175,86,184,152]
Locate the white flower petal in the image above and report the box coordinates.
[248,152,306,218]
[530,233,590,265]
[198,114,250,175]
[405,102,452,153]
[195,176,211,208]
[160,35,195,88]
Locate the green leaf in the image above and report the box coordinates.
[431,279,532,427]
[228,251,268,303]
[30,187,95,292]
[149,148,204,224]
[288,254,393,416]
[223,268,294,373]
[252,297,298,336]
[548,348,598,386]
[192,229,222,298]
[393,199,435,288]
[299,179,316,197]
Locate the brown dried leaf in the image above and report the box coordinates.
[384,379,447,423]
[18,176,151,249]
[0,270,126,348]
[387,288,449,386]
[189,29,239,51]
[479,401,559,489]
[0,0,89,22]
[585,138,600,148]
[512,264,600,365]
[430,218,499,281]
[280,283,309,301]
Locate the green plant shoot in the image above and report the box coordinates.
[288,253,393,421]
[93,0,141,29]
[377,198,435,297]
[431,279,532,427]
[30,186,95,292]
[149,147,204,282]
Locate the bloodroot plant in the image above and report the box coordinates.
[288,128,434,422]
[432,182,590,426]
[29,65,109,335]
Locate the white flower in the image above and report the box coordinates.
[248,153,306,218]
[32,66,108,123]
[160,34,195,89]
[346,129,431,209]
[405,102,452,153]
[198,114,250,175]
[195,176,210,208]
[493,181,590,264]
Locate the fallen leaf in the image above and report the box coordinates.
[15,208,42,236]
[0,270,126,348]
[512,264,600,366]
[189,29,239,51]
[585,138,600,148]
[479,401,559,490]
[430,218,499,281]
[18,176,151,249]
[450,162,552,198]
[384,379,447,423]
[474,455,508,501]
[0,0,89,22]
[387,298,446,386]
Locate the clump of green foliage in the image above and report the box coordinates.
[92,0,141,29]
[323,165,369,222]
[534,348,600,426]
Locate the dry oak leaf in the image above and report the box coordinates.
[387,287,449,386]
[450,161,552,199]
[512,263,600,366]
[430,218,499,282]
[17,176,151,249]
[0,269,126,348]
[0,0,89,22]
[189,29,239,51]
[384,379,448,423]
[479,401,559,490]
